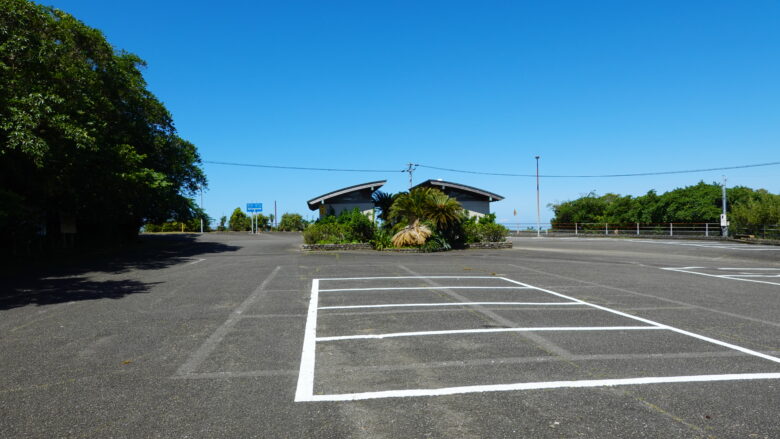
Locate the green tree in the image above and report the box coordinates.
[371,190,398,228]
[0,0,205,255]
[389,188,463,247]
[228,208,250,231]
[217,216,227,231]
[277,213,306,231]
[731,191,780,227]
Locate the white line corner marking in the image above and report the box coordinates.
[294,275,780,402]
[661,267,780,287]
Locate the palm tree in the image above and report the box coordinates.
[425,191,463,230]
[371,191,397,226]
[388,188,462,247]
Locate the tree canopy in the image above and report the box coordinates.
[549,182,779,226]
[0,0,206,253]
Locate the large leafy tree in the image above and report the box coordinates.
[550,182,778,226]
[0,0,206,253]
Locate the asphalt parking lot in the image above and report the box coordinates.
[1,233,779,438]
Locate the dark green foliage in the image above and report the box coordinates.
[217,216,227,231]
[254,213,271,231]
[370,228,393,250]
[303,223,346,244]
[371,190,398,229]
[462,213,509,243]
[303,208,375,244]
[228,208,251,231]
[420,231,452,252]
[731,190,780,228]
[277,213,306,231]
[0,0,205,255]
[550,182,779,226]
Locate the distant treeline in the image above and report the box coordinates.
[550,182,780,226]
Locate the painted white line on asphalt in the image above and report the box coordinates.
[175,266,281,376]
[661,267,780,287]
[718,268,780,271]
[187,258,206,265]
[294,279,319,402]
[318,286,532,292]
[316,326,662,342]
[499,277,780,364]
[318,302,580,310]
[319,276,503,281]
[298,373,780,402]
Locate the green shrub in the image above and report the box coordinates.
[478,222,509,242]
[370,228,393,250]
[303,223,346,244]
[462,214,509,243]
[278,213,307,231]
[420,232,452,252]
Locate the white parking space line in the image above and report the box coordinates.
[304,373,780,402]
[294,279,319,402]
[662,267,780,287]
[318,302,581,310]
[316,326,663,342]
[319,286,531,292]
[295,275,780,402]
[633,240,780,251]
[319,276,504,281]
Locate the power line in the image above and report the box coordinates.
[417,160,780,178]
[203,158,780,178]
[203,160,404,173]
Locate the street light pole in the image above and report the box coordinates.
[721,175,728,237]
[535,156,541,238]
[200,187,204,234]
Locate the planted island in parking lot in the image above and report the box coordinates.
[302,188,510,251]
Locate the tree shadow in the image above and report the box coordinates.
[0,234,240,310]
[0,277,160,311]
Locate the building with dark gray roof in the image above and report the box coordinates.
[307,180,386,219]
[411,179,504,218]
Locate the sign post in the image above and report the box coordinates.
[246,203,263,234]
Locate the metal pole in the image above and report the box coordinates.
[670,222,673,236]
[636,222,639,236]
[705,223,709,237]
[721,176,728,237]
[274,201,278,228]
[535,156,541,238]
[200,187,204,234]
[575,222,578,236]
[406,163,417,189]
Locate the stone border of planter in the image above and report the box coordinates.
[301,242,512,251]
[466,242,513,249]
[301,243,373,251]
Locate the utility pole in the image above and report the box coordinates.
[535,156,541,238]
[199,187,204,234]
[721,175,728,237]
[274,200,277,228]
[405,163,417,189]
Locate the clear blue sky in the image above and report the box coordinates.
[45,0,780,225]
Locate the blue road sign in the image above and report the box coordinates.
[246,202,263,212]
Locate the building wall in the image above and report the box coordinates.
[319,202,374,220]
[459,200,490,218]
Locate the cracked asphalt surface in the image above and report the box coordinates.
[1,233,779,438]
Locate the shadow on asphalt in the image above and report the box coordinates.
[0,234,239,310]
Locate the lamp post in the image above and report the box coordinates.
[200,187,204,234]
[535,155,541,238]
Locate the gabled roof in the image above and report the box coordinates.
[307,180,387,210]
[412,179,504,202]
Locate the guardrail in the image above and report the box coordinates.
[500,222,780,239]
